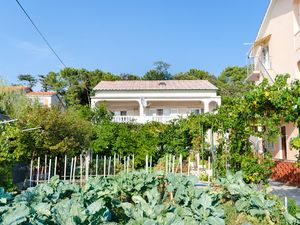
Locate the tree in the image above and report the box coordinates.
[143,61,171,80]
[17,74,37,88]
[217,66,251,100]
[172,68,217,85]
[41,68,119,106]
[120,73,141,80]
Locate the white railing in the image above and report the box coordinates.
[112,116,180,124]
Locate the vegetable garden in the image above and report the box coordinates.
[0,171,299,225]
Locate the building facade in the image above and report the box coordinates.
[247,0,299,161]
[26,92,65,109]
[91,80,221,124]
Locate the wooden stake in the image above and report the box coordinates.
[180,154,182,174]
[48,158,52,182]
[37,157,40,184]
[188,157,190,176]
[85,155,89,181]
[172,155,175,174]
[126,156,129,174]
[169,154,172,173]
[29,159,33,187]
[54,156,57,176]
[64,155,67,181]
[44,155,47,182]
[165,155,168,174]
[196,153,200,173]
[113,153,116,176]
[150,156,152,173]
[132,154,134,173]
[123,156,126,173]
[73,156,77,183]
[103,156,106,177]
[108,157,111,176]
[80,154,83,186]
[70,158,74,182]
[96,155,98,177]
[145,155,148,173]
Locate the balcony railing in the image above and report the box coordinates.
[112,115,181,124]
[247,56,274,84]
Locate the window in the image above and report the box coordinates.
[157,109,163,116]
[120,111,127,116]
[190,108,200,114]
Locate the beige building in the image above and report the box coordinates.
[91,80,221,123]
[247,0,299,161]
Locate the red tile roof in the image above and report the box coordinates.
[94,80,218,91]
[27,92,57,96]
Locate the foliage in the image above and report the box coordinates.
[217,66,252,101]
[17,74,37,88]
[288,198,300,218]
[143,61,171,80]
[0,171,298,224]
[173,68,217,85]
[13,105,93,158]
[240,152,275,183]
[218,171,299,224]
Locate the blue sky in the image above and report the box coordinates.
[0,1,269,85]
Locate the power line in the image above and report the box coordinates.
[15,0,67,68]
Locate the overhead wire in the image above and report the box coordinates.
[15,0,67,68]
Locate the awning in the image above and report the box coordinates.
[251,34,272,50]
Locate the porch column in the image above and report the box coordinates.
[204,101,209,113]
[138,99,145,116]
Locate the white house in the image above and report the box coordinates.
[91,80,221,123]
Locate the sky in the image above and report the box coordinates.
[0,0,270,85]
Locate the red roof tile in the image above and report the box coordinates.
[94,80,218,91]
[27,92,57,96]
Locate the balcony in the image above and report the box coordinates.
[246,56,274,84]
[112,115,186,124]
